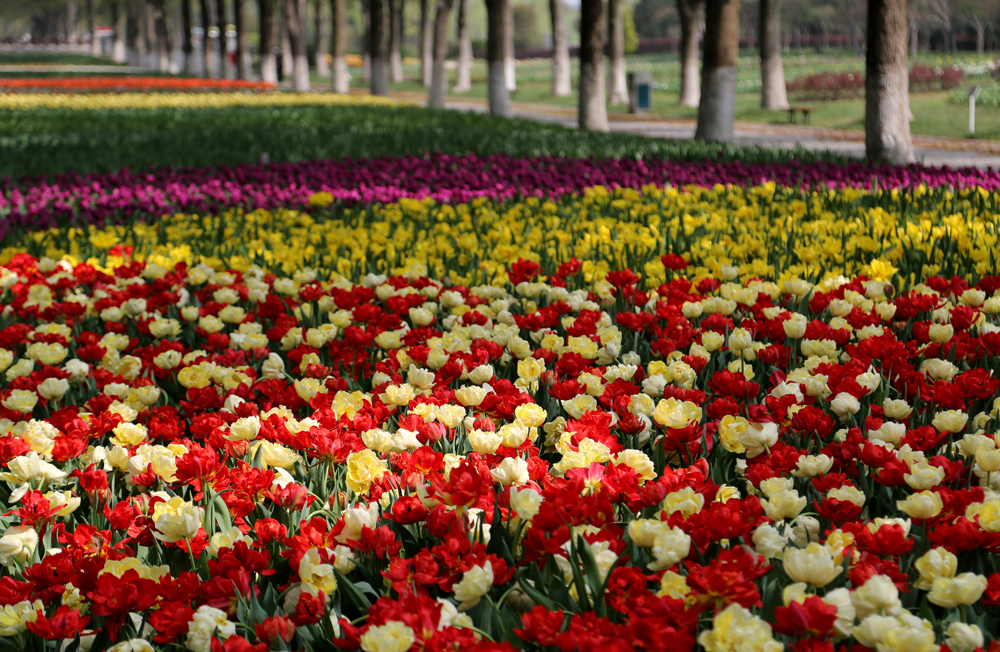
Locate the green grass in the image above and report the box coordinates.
[0,52,120,65]
[0,103,853,181]
[339,49,998,141]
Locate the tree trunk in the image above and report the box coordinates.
[199,0,211,75]
[677,0,702,107]
[144,0,157,67]
[976,23,985,55]
[420,0,433,86]
[865,0,914,164]
[608,0,628,104]
[260,0,277,82]
[112,1,128,62]
[281,13,295,76]
[151,0,171,72]
[68,0,80,42]
[389,0,404,82]
[283,0,311,89]
[315,0,330,76]
[549,0,570,96]
[578,0,608,130]
[454,0,473,91]
[331,0,350,91]
[908,14,917,60]
[369,0,390,94]
[695,0,739,141]
[485,0,510,115]
[180,0,194,72]
[127,0,144,64]
[504,0,516,91]
[87,0,101,56]
[429,0,457,107]
[234,0,250,78]
[215,0,227,77]
[759,0,787,109]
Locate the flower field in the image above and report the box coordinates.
[4,96,1000,652]
[0,78,277,93]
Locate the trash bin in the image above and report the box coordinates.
[628,71,653,113]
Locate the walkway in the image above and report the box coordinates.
[391,91,1000,169]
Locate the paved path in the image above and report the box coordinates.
[391,91,1000,169]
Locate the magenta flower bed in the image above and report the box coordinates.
[2,152,999,240]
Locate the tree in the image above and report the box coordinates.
[127,0,145,65]
[866,0,914,164]
[330,0,350,91]
[759,0,788,109]
[259,0,278,82]
[578,0,608,130]
[420,0,433,86]
[199,0,212,76]
[608,0,628,105]
[694,0,738,142]
[111,0,128,62]
[958,0,1000,54]
[454,0,473,91]
[485,0,510,115]
[504,0,516,91]
[181,0,194,72]
[677,0,702,107]
[151,0,171,71]
[283,0,310,90]
[369,0,389,95]
[315,0,330,76]
[549,0,570,96]
[927,0,955,53]
[389,0,403,82]
[86,0,100,56]
[429,0,457,107]
[215,0,226,77]
[234,0,249,79]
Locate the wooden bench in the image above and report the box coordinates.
[788,106,814,124]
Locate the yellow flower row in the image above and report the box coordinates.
[0,92,404,111]
[9,184,1000,288]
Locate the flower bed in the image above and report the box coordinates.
[5,152,1000,245]
[786,64,964,101]
[0,76,277,93]
[1,167,1000,652]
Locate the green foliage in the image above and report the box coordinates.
[0,103,849,181]
[623,2,639,55]
[513,3,545,51]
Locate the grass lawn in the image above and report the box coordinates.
[0,102,850,181]
[332,49,999,141]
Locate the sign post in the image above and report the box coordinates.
[969,86,982,135]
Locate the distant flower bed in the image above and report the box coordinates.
[0,76,277,93]
[787,65,964,101]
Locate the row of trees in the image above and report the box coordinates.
[11,0,918,164]
[635,0,1000,56]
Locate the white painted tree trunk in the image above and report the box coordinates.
[694,0,738,141]
[578,0,608,130]
[454,0,472,91]
[608,0,628,105]
[420,0,433,86]
[759,0,788,109]
[331,0,350,91]
[315,0,330,76]
[504,0,516,92]
[865,0,914,164]
[486,0,510,115]
[549,0,570,96]
[677,0,702,107]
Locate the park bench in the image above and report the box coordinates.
[787,106,814,124]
